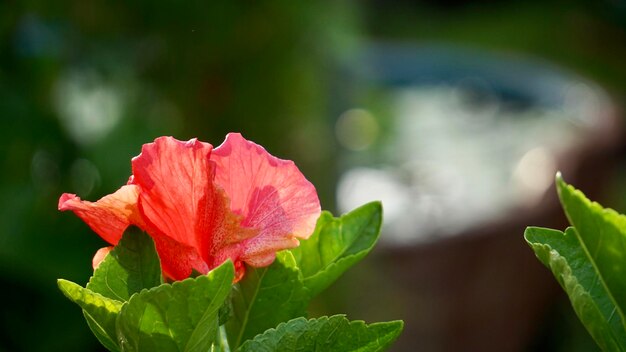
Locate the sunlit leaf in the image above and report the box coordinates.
[116,260,234,352]
[58,279,122,352]
[237,315,403,352]
[525,227,626,351]
[87,229,162,302]
[291,201,382,298]
[556,174,626,316]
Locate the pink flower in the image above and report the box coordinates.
[59,133,321,281]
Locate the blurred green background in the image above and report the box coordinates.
[1,0,626,351]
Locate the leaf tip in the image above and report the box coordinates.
[356,201,383,221]
[555,171,575,205]
[524,226,544,247]
[368,200,383,214]
[555,171,567,192]
[57,278,72,290]
[523,226,535,243]
[555,171,563,182]
[222,258,235,271]
[210,258,236,281]
[56,279,82,301]
[375,319,405,343]
[392,319,405,331]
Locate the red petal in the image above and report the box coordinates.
[151,230,209,280]
[212,133,321,266]
[132,137,214,248]
[58,185,142,245]
[131,136,252,279]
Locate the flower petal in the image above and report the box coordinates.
[92,246,113,269]
[212,133,321,265]
[58,185,141,245]
[131,136,254,279]
[150,230,209,280]
[132,137,214,248]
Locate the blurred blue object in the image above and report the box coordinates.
[337,43,618,245]
[360,43,585,108]
[329,42,621,351]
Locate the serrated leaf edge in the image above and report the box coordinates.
[556,176,626,333]
[237,314,404,352]
[524,227,626,351]
[115,261,235,351]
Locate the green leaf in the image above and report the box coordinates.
[291,201,382,297]
[87,229,162,301]
[83,312,122,352]
[525,227,626,351]
[116,260,235,352]
[236,315,404,352]
[58,279,123,352]
[226,251,309,349]
[556,175,626,325]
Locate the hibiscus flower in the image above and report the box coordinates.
[58,133,321,281]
